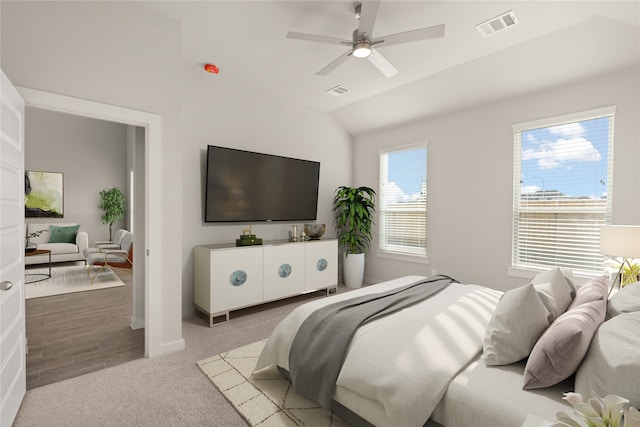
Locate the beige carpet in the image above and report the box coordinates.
[25,265,125,299]
[197,340,348,427]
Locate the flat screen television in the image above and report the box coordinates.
[205,145,321,223]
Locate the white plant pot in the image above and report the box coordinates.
[343,252,365,289]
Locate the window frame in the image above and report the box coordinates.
[378,142,428,263]
[510,106,615,278]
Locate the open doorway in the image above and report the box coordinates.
[17,85,168,374]
[23,107,146,389]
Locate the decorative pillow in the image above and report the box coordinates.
[569,275,608,308]
[483,283,551,365]
[575,312,640,407]
[530,267,575,322]
[560,268,577,297]
[522,297,606,390]
[48,224,80,244]
[607,282,640,319]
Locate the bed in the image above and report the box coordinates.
[254,273,640,427]
[255,275,506,426]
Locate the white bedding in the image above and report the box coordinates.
[432,355,572,427]
[255,275,502,427]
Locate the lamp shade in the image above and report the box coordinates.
[600,225,640,258]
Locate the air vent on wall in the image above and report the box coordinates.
[476,10,519,37]
[326,85,351,97]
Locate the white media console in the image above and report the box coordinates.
[193,239,338,326]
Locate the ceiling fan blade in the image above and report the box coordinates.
[287,31,352,46]
[356,1,381,40]
[367,49,398,78]
[373,24,445,48]
[317,50,352,76]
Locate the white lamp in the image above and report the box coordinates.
[600,225,640,294]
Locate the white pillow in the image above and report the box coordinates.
[575,312,640,407]
[607,282,640,319]
[483,283,551,365]
[530,267,574,322]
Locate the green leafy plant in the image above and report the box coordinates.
[621,261,640,287]
[25,229,47,246]
[332,186,376,255]
[604,258,640,287]
[99,187,126,240]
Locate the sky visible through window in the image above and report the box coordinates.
[520,116,609,199]
[386,147,427,202]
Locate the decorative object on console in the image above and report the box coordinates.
[25,170,64,218]
[332,186,375,288]
[236,225,262,247]
[304,223,326,240]
[600,225,640,294]
[99,187,126,240]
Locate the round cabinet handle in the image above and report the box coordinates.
[0,281,14,291]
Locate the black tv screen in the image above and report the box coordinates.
[205,146,321,223]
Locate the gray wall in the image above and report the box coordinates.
[180,46,353,316]
[354,66,640,290]
[25,107,128,245]
[2,1,184,346]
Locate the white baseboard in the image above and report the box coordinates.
[159,338,185,356]
[130,316,145,330]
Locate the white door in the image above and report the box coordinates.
[0,69,26,426]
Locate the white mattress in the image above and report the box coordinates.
[431,355,572,427]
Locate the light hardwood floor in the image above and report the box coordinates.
[24,263,143,389]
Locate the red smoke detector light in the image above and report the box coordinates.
[204,64,219,74]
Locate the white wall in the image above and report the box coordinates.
[1,1,184,350]
[25,107,128,245]
[181,64,353,315]
[354,67,640,291]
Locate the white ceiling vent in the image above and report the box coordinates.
[325,85,351,97]
[476,10,519,37]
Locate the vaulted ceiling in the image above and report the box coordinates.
[142,1,640,136]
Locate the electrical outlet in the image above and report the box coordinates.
[431,269,437,276]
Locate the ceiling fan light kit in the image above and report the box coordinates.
[286,0,445,78]
[352,42,372,58]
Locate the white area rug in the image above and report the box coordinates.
[197,340,347,427]
[25,265,125,299]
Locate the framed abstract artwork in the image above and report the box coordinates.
[25,171,64,218]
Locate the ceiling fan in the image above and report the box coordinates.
[287,1,445,78]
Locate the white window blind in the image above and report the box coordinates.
[379,145,427,256]
[512,106,615,275]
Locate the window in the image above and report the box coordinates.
[512,106,615,275]
[379,144,427,258]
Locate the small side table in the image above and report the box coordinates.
[25,249,52,283]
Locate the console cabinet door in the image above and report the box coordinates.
[263,244,304,301]
[304,240,338,291]
[210,247,263,313]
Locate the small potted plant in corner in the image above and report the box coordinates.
[99,187,126,241]
[332,186,376,288]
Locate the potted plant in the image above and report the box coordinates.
[332,186,376,288]
[99,187,126,241]
[25,228,47,252]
